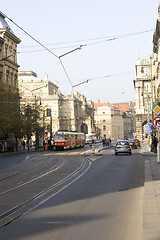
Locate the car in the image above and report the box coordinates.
[115,140,132,155]
[128,139,137,149]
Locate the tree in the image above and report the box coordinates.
[0,84,20,141]
[0,83,44,151]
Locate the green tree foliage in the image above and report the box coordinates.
[0,84,20,140]
[20,101,44,145]
[0,83,43,150]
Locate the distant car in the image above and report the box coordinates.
[128,139,137,149]
[115,140,132,155]
[134,139,140,147]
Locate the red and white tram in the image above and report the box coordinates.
[54,131,85,150]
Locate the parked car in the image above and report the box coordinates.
[128,139,137,149]
[115,140,132,155]
[134,139,141,147]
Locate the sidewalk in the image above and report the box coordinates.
[143,142,160,240]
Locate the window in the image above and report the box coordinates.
[103,126,106,131]
[103,119,106,122]
[141,67,144,73]
[46,108,51,117]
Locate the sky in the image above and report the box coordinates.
[0,0,159,103]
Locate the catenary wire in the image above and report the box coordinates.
[19,29,154,49]
[0,11,74,88]
[72,71,134,88]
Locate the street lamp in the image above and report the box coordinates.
[58,45,85,58]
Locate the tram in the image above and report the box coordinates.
[54,131,85,150]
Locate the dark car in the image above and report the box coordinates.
[115,140,132,155]
[128,139,137,149]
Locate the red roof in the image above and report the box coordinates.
[94,102,135,112]
[94,102,111,109]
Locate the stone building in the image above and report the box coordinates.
[133,59,155,140]
[0,12,21,90]
[18,71,60,139]
[133,4,160,141]
[94,103,124,140]
[0,12,21,147]
[115,102,136,139]
[18,71,95,140]
[73,92,95,134]
[153,4,160,105]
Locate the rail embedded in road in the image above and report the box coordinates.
[0,153,91,228]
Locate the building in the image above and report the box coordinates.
[19,71,61,138]
[94,102,135,140]
[0,12,21,148]
[133,4,160,141]
[94,103,124,140]
[113,102,136,139]
[0,12,21,90]
[153,4,160,105]
[18,71,95,141]
[133,59,154,140]
[73,92,95,134]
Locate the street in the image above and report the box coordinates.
[0,144,145,240]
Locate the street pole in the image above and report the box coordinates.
[35,95,39,150]
[150,56,154,119]
[157,128,160,163]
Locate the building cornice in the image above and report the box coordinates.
[0,28,21,44]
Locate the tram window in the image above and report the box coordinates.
[55,134,64,140]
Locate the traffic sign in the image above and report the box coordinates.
[151,124,157,131]
[153,105,160,115]
[152,116,160,127]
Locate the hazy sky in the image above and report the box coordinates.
[1,0,159,103]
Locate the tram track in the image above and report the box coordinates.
[0,153,91,228]
[0,152,53,182]
[0,158,66,197]
[0,148,85,183]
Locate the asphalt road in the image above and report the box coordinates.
[0,146,145,240]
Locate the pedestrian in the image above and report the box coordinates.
[0,142,4,152]
[22,141,25,150]
[102,138,106,147]
[106,138,109,146]
[152,136,158,153]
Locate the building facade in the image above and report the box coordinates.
[133,59,155,140]
[0,12,21,91]
[133,4,160,141]
[0,12,21,147]
[94,103,124,140]
[113,102,136,139]
[18,71,95,140]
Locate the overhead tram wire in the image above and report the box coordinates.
[59,58,73,88]
[0,11,74,88]
[19,29,154,50]
[0,12,59,59]
[2,11,153,90]
[72,71,134,88]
